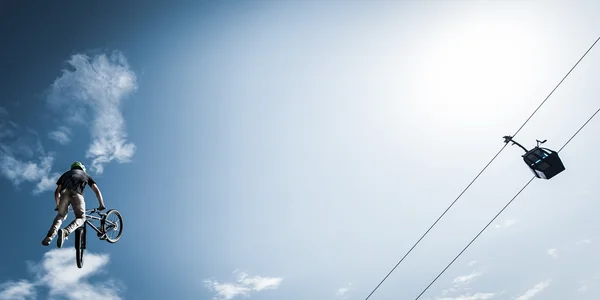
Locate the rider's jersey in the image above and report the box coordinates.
[56,169,96,195]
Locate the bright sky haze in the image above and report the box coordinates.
[1,1,600,299]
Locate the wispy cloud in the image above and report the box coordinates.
[0,248,123,300]
[453,272,481,285]
[204,283,250,300]
[576,238,592,246]
[1,50,137,194]
[1,112,22,151]
[204,270,283,300]
[578,274,599,293]
[467,261,477,267]
[578,282,592,293]
[0,154,59,195]
[336,283,352,299]
[236,271,282,291]
[47,50,137,174]
[438,293,496,300]
[34,174,60,195]
[0,119,59,194]
[0,280,35,300]
[441,272,486,298]
[495,219,517,230]
[515,280,550,300]
[48,126,72,145]
[546,248,558,259]
[0,124,15,139]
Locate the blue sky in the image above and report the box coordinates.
[1,0,600,299]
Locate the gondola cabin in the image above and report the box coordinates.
[522,147,565,179]
[503,135,566,180]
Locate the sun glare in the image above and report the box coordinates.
[413,15,542,130]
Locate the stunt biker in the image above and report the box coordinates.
[41,161,106,247]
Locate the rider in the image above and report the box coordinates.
[41,161,106,247]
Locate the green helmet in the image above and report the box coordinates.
[71,161,86,173]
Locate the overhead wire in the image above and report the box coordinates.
[364,34,600,300]
[414,103,600,300]
[512,35,600,137]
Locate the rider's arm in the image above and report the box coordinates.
[90,183,105,209]
[54,184,62,207]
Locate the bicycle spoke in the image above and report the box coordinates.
[104,213,120,240]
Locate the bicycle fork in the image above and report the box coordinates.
[82,223,87,250]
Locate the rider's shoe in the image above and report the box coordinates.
[57,229,68,248]
[41,236,51,246]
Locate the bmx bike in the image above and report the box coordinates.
[71,208,123,268]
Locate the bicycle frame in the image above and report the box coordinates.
[84,211,105,237]
[67,208,114,239]
[75,210,106,253]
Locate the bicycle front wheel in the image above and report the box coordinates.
[75,227,85,268]
[101,209,123,243]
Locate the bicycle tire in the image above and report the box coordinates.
[101,209,123,243]
[75,227,85,269]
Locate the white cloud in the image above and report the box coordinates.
[48,126,72,145]
[1,154,48,183]
[236,271,282,291]
[441,272,484,298]
[336,283,352,299]
[204,270,283,300]
[0,280,36,300]
[0,152,58,194]
[577,238,592,246]
[438,293,495,300]
[0,113,16,140]
[0,127,15,140]
[578,274,600,293]
[453,272,481,285]
[47,50,137,174]
[467,261,477,267]
[515,280,550,300]
[34,173,60,195]
[546,248,558,259]
[578,283,591,293]
[0,115,58,194]
[495,219,517,229]
[1,50,137,193]
[0,248,123,300]
[203,282,250,300]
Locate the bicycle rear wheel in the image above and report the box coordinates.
[101,209,123,243]
[75,227,85,268]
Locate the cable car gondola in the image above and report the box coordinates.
[503,135,565,179]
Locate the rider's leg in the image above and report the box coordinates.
[42,190,70,242]
[63,190,86,236]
